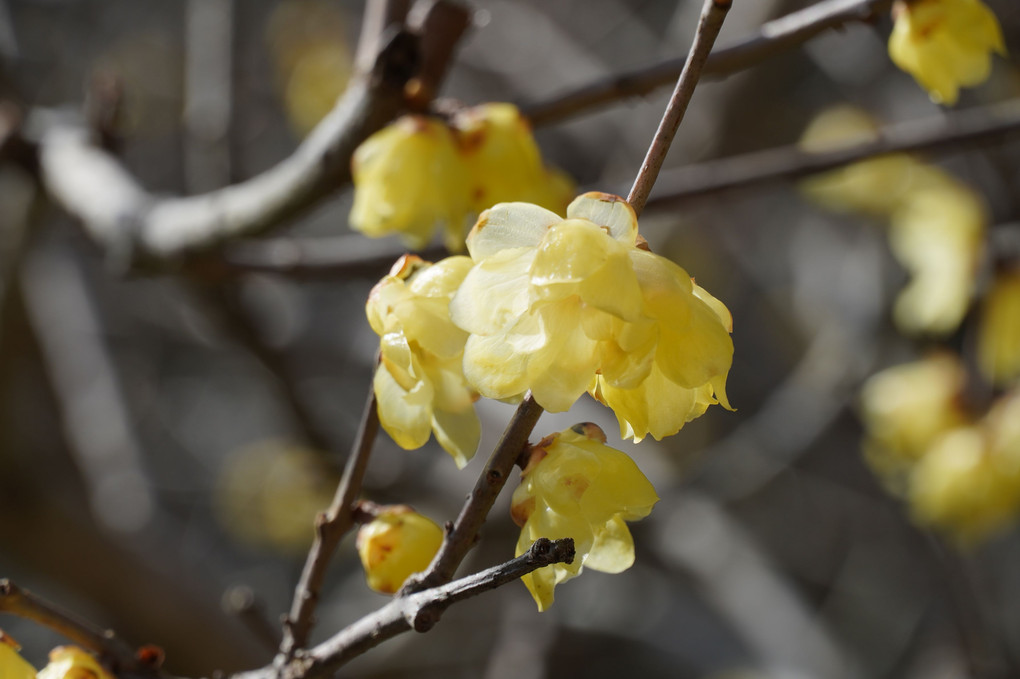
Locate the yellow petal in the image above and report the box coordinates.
[374,364,433,450]
[431,406,481,469]
[566,192,638,246]
[466,202,562,260]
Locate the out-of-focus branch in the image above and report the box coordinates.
[28,29,417,269]
[646,98,1020,207]
[279,387,380,659]
[627,0,731,216]
[0,579,162,676]
[243,538,574,679]
[221,235,444,279]
[522,0,894,127]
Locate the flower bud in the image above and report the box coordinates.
[356,506,444,594]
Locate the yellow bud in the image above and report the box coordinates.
[0,632,37,679]
[356,506,444,594]
[888,0,1006,105]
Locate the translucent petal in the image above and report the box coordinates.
[449,248,534,335]
[525,305,600,412]
[462,333,530,401]
[655,294,734,390]
[431,407,481,469]
[374,365,433,450]
[466,202,561,260]
[584,516,636,574]
[566,192,638,246]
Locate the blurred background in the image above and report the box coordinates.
[2,1,1020,678]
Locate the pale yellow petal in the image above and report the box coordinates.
[466,202,562,260]
[374,365,433,450]
[566,192,638,246]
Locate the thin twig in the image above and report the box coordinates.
[279,386,380,659]
[522,0,893,127]
[400,393,545,594]
[242,538,574,679]
[0,579,161,676]
[627,0,731,216]
[645,98,1020,207]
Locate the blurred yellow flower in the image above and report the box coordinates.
[888,0,1006,105]
[215,440,337,553]
[0,632,36,679]
[978,269,1020,386]
[451,192,733,427]
[510,424,658,611]
[350,104,574,252]
[357,505,444,595]
[888,178,985,334]
[860,354,968,490]
[351,117,474,251]
[37,647,113,679]
[367,255,480,468]
[453,103,574,214]
[909,391,1020,544]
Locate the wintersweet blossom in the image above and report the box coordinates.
[367,255,479,468]
[909,391,1020,544]
[350,104,573,251]
[888,0,1006,105]
[0,633,36,679]
[978,270,1020,386]
[510,423,658,611]
[356,506,444,594]
[860,354,968,490]
[450,192,733,433]
[350,116,473,251]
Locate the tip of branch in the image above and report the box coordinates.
[528,537,575,566]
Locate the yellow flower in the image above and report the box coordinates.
[978,269,1020,386]
[798,107,926,217]
[350,104,574,252]
[351,116,473,251]
[0,632,36,679]
[451,192,733,427]
[860,353,968,490]
[453,103,574,214]
[367,255,480,468]
[888,178,985,334]
[909,392,1020,544]
[510,424,658,611]
[356,505,444,594]
[37,648,114,679]
[888,0,1006,105]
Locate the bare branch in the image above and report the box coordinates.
[0,579,162,676]
[279,386,380,659]
[402,394,545,594]
[522,0,894,127]
[241,538,574,679]
[627,0,731,216]
[27,30,419,270]
[646,98,1020,208]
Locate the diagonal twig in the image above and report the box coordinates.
[522,0,893,127]
[628,0,732,216]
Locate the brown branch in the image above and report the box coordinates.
[645,97,1020,208]
[401,394,545,594]
[522,0,894,127]
[243,538,574,679]
[24,30,419,270]
[220,235,445,279]
[0,579,162,676]
[627,0,731,216]
[279,386,380,659]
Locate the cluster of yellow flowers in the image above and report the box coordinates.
[888,0,1006,105]
[1,636,115,679]
[452,192,733,440]
[510,423,658,610]
[861,355,1020,544]
[350,103,574,251]
[800,106,987,335]
[362,185,732,605]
